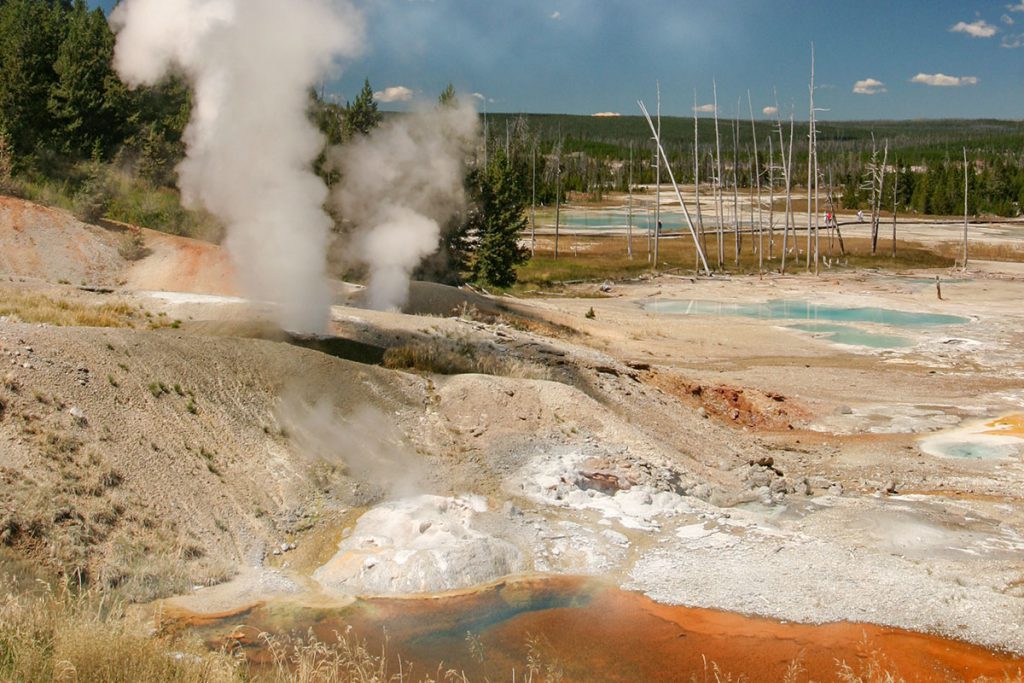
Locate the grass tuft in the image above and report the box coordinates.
[0,292,136,328]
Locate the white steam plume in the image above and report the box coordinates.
[277,399,429,499]
[110,0,363,332]
[332,103,479,311]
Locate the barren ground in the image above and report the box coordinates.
[1,195,1023,661]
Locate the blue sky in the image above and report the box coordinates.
[91,1,1024,120]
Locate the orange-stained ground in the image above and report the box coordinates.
[173,577,1023,682]
[986,413,1024,438]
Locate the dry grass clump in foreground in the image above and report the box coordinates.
[0,291,137,328]
[0,580,235,682]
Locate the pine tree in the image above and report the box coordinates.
[49,0,125,158]
[438,83,457,108]
[470,149,530,288]
[0,0,67,157]
[343,78,381,140]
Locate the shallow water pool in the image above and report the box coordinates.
[176,576,1024,681]
[787,323,914,349]
[924,441,1021,460]
[644,299,970,327]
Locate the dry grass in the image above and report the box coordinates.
[383,335,548,381]
[0,292,138,328]
[0,419,231,604]
[935,240,1024,263]
[514,233,958,289]
[0,578,237,682]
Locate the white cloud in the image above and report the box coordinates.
[373,85,414,103]
[692,103,716,113]
[550,10,561,20]
[591,112,620,117]
[950,20,998,37]
[1002,13,1015,24]
[1008,2,1024,11]
[471,92,485,101]
[911,73,979,87]
[852,78,886,95]
[1003,32,1024,47]
[762,106,778,116]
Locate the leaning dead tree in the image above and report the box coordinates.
[824,170,846,256]
[694,89,707,260]
[638,99,711,275]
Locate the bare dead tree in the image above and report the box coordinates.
[806,44,815,272]
[768,134,776,261]
[694,89,707,261]
[713,80,725,269]
[781,113,795,274]
[962,146,969,271]
[748,91,763,276]
[627,141,634,259]
[653,81,661,270]
[733,99,741,266]
[870,139,888,254]
[891,161,898,258]
[637,100,711,275]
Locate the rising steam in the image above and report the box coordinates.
[332,103,479,311]
[110,0,363,332]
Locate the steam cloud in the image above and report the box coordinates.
[277,399,428,499]
[332,103,479,311]
[110,0,363,332]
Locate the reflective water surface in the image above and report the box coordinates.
[173,576,1023,682]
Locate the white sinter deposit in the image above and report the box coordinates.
[313,495,524,596]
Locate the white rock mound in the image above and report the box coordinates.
[313,495,523,596]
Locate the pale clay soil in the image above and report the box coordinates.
[0,195,1023,654]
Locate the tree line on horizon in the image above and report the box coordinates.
[482,113,1024,218]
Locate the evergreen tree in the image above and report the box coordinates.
[438,83,457,108]
[469,149,530,288]
[49,0,126,158]
[0,0,67,158]
[343,78,381,139]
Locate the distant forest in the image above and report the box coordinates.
[2,0,1023,227]
[481,114,1024,217]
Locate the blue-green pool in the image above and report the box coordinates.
[787,323,914,349]
[643,300,970,327]
[927,441,1020,460]
[644,299,970,349]
[545,211,693,232]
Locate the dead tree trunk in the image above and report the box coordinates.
[713,80,725,270]
[732,105,741,266]
[962,147,969,270]
[891,164,898,258]
[871,139,888,254]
